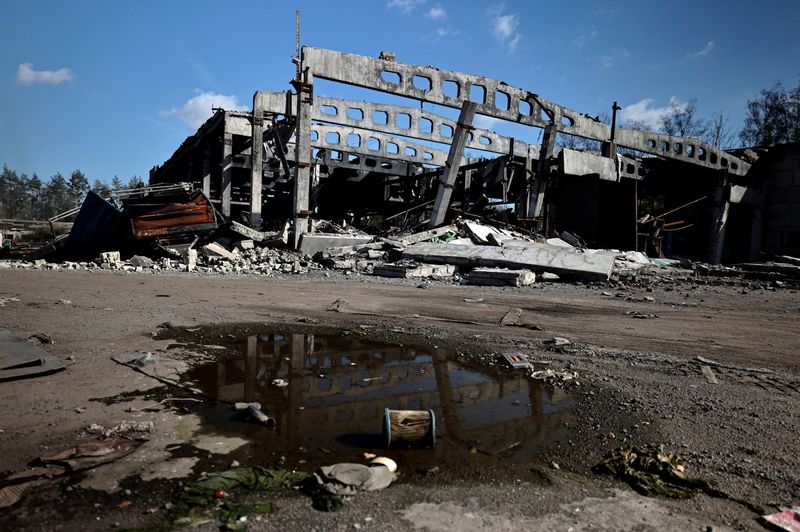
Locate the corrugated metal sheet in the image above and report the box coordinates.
[65,191,125,256]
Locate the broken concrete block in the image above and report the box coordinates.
[373,262,455,279]
[234,239,254,251]
[99,251,121,264]
[469,268,535,287]
[331,259,355,270]
[202,242,236,261]
[184,249,197,271]
[129,255,153,269]
[33,259,46,266]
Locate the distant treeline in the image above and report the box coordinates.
[0,165,145,220]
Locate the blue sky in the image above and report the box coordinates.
[1,0,798,183]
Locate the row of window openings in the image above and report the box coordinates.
[317,107,494,146]
[644,140,737,169]
[378,70,572,125]
[313,148,394,170]
[312,130,434,160]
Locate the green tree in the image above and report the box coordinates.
[0,164,15,217]
[68,169,90,207]
[43,173,70,217]
[127,175,146,189]
[28,173,43,219]
[91,178,112,199]
[111,175,124,190]
[740,80,800,146]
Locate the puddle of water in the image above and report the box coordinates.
[189,332,571,473]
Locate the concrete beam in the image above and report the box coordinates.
[302,47,750,176]
[314,95,538,158]
[309,123,449,167]
[317,149,416,177]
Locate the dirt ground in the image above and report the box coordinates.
[0,267,798,531]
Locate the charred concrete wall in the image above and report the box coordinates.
[762,143,800,257]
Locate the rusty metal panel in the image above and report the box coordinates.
[124,189,217,240]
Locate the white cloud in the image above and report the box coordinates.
[160,90,241,130]
[619,97,687,130]
[598,55,614,67]
[424,5,446,19]
[572,27,598,48]
[474,115,501,130]
[489,5,522,52]
[690,40,715,57]
[387,0,425,13]
[16,63,73,85]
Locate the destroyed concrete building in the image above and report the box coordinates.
[148,46,798,264]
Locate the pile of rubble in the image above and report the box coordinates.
[11,210,794,288]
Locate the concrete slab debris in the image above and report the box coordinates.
[403,241,616,282]
[373,262,455,279]
[298,234,373,257]
[469,268,535,287]
[202,242,236,261]
[229,221,280,243]
[389,225,458,246]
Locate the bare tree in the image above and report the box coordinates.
[658,99,708,139]
[706,112,735,148]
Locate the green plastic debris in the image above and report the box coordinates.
[178,467,308,506]
[168,467,307,529]
[428,232,457,243]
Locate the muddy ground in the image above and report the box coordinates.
[0,267,798,531]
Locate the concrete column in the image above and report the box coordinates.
[429,101,478,228]
[708,171,730,264]
[517,156,532,218]
[250,93,265,226]
[221,116,233,218]
[749,187,765,261]
[530,123,558,223]
[186,153,194,187]
[201,142,211,198]
[292,73,314,248]
[462,169,473,212]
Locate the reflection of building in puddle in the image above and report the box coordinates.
[200,333,569,461]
